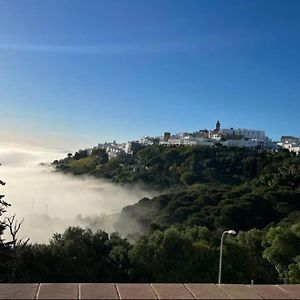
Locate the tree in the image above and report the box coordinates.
[73,150,88,160]
[221,230,278,283]
[288,256,300,283]
[0,167,28,282]
[0,166,11,282]
[13,227,132,282]
[128,226,217,282]
[263,225,300,283]
[5,215,30,281]
[0,172,9,241]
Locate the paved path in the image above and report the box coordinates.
[0,283,299,299]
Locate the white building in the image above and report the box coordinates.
[211,133,222,141]
[183,136,197,145]
[183,136,215,146]
[222,139,260,148]
[106,146,126,160]
[280,143,300,155]
[220,128,266,140]
[140,136,156,145]
[292,146,300,155]
[167,138,182,145]
[280,136,300,155]
[281,136,300,145]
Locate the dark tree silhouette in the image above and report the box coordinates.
[0,164,11,282]
[0,165,9,243]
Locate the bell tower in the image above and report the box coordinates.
[215,120,221,132]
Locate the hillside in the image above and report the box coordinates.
[55,145,299,188]
[41,145,300,283]
[54,146,300,233]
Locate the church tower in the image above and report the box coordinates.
[215,120,221,132]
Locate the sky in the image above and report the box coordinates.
[0,0,299,150]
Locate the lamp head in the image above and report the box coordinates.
[228,230,236,235]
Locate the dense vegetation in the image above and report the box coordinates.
[55,145,298,189]
[1,145,300,283]
[2,219,300,283]
[56,145,300,235]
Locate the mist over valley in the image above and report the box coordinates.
[0,142,154,243]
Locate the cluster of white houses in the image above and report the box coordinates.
[85,121,299,159]
[139,121,276,150]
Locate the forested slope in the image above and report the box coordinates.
[56,145,300,236]
[1,146,299,283]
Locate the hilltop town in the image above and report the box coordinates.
[83,121,299,160]
[49,121,300,285]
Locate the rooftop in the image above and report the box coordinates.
[0,283,299,299]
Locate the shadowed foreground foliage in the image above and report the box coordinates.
[3,218,300,284]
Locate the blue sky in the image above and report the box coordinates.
[0,0,299,149]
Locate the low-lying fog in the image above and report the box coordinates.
[0,142,154,243]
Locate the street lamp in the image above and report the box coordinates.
[218,230,236,284]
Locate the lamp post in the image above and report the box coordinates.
[218,230,236,284]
